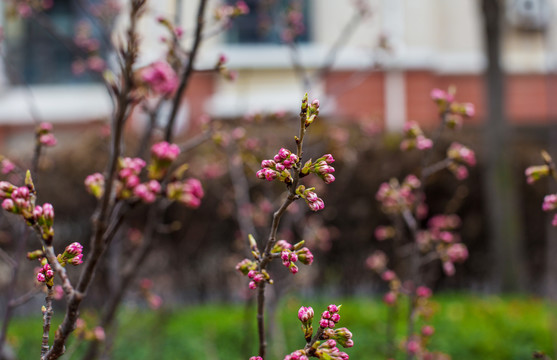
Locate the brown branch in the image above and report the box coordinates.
[42,2,146,358]
[40,286,54,357]
[164,0,208,142]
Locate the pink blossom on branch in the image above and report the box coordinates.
[140,61,179,96]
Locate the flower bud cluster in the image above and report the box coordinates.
[148,141,180,180]
[166,178,204,208]
[0,176,56,242]
[430,88,475,122]
[416,214,468,276]
[214,1,249,21]
[84,173,105,199]
[256,148,299,184]
[365,251,401,306]
[296,185,325,212]
[301,154,336,184]
[75,318,106,342]
[214,54,238,82]
[1,159,15,175]
[298,306,314,341]
[37,122,57,147]
[374,225,395,241]
[322,327,354,348]
[400,121,433,151]
[447,142,476,180]
[36,260,54,286]
[235,257,272,290]
[375,175,421,215]
[314,339,350,360]
[300,94,320,128]
[525,165,550,184]
[319,304,341,329]
[140,61,179,97]
[284,350,309,360]
[526,152,557,226]
[57,242,84,266]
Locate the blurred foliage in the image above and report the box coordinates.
[6,294,556,359]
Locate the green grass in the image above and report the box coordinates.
[6,294,556,359]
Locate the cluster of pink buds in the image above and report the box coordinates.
[284,350,309,360]
[285,304,353,360]
[301,154,336,184]
[365,251,401,306]
[431,89,475,120]
[57,242,84,266]
[75,319,106,342]
[84,172,105,199]
[72,20,105,75]
[415,214,467,276]
[319,304,341,329]
[526,152,557,226]
[281,4,306,43]
[133,180,161,204]
[215,54,238,82]
[37,122,57,147]
[314,339,350,360]
[166,178,204,208]
[116,157,146,199]
[1,173,56,243]
[375,175,422,215]
[447,142,476,180]
[301,94,320,127]
[249,357,263,360]
[296,185,325,212]
[1,158,15,174]
[526,165,551,184]
[322,327,354,348]
[235,257,272,290]
[400,121,432,151]
[272,239,314,271]
[374,225,395,241]
[36,261,54,287]
[256,148,299,184]
[140,61,179,97]
[298,306,314,340]
[214,1,249,21]
[148,141,180,180]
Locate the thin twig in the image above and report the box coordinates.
[164,0,208,142]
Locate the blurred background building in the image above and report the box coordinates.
[1,0,557,140]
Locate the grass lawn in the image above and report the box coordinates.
[5,293,556,359]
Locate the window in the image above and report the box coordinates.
[3,0,102,84]
[226,0,311,44]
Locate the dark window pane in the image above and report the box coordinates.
[227,0,310,44]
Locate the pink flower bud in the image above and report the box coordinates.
[421,325,435,337]
[381,270,396,282]
[37,272,46,282]
[330,313,340,323]
[319,319,330,328]
[321,311,331,319]
[416,286,432,298]
[383,291,397,305]
[249,281,257,289]
[298,306,314,322]
[328,304,339,313]
[407,340,420,355]
[43,203,54,221]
